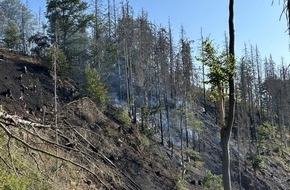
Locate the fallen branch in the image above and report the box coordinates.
[0,113,51,128]
[65,120,116,168]
[0,122,111,189]
[66,120,142,190]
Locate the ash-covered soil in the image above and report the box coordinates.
[0,49,289,190]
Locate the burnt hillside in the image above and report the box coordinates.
[0,50,289,190]
[0,50,194,189]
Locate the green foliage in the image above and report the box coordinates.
[141,106,150,129]
[273,144,283,156]
[3,20,20,49]
[203,170,223,190]
[84,64,109,109]
[114,107,131,126]
[183,148,201,160]
[0,132,51,190]
[257,122,275,141]
[143,127,155,139]
[249,154,265,171]
[0,170,29,190]
[197,38,235,101]
[44,45,72,76]
[257,122,276,152]
[188,118,204,133]
[46,0,93,46]
[173,174,187,190]
[139,134,150,151]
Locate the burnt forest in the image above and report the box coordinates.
[0,0,290,189]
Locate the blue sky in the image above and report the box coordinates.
[25,0,290,65]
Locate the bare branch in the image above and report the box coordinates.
[0,122,111,189]
[6,137,18,176]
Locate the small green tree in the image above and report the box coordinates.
[84,64,109,109]
[44,46,71,76]
[203,170,223,190]
[257,122,276,153]
[248,154,265,174]
[198,37,236,190]
[3,20,20,49]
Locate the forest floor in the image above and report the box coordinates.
[0,49,289,189]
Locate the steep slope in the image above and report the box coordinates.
[0,50,192,189]
[0,50,289,190]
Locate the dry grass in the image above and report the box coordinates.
[0,48,40,64]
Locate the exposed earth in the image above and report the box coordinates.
[0,49,290,189]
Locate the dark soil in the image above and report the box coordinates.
[0,49,290,190]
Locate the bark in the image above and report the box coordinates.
[165,99,171,148]
[221,0,235,189]
[221,126,232,190]
[180,107,184,178]
[159,108,164,146]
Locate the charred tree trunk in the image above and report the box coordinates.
[221,0,235,189]
[221,126,232,190]
[160,107,164,146]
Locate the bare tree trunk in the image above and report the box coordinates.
[221,0,235,189]
[221,127,231,190]
[184,100,189,149]
[180,105,184,178]
[201,28,207,114]
[165,97,171,148]
[159,108,164,146]
[53,22,59,175]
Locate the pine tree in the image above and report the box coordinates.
[46,0,93,53]
[3,20,21,49]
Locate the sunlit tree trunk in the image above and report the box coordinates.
[221,0,235,189]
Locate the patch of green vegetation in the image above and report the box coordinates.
[183,149,203,168]
[0,170,29,190]
[84,64,109,109]
[249,154,265,171]
[183,149,201,160]
[44,46,72,77]
[143,127,155,139]
[139,134,150,151]
[257,122,275,141]
[114,107,131,126]
[203,170,223,190]
[0,132,51,190]
[173,174,187,190]
[257,122,277,154]
[188,118,204,133]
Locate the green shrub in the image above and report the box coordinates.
[3,20,20,49]
[257,122,275,141]
[44,46,72,76]
[188,118,204,133]
[114,108,131,126]
[257,122,276,152]
[143,127,155,139]
[173,174,187,190]
[183,148,201,161]
[84,64,109,109]
[203,170,223,190]
[249,154,265,171]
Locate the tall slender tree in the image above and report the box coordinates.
[199,1,235,189]
[222,0,235,189]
